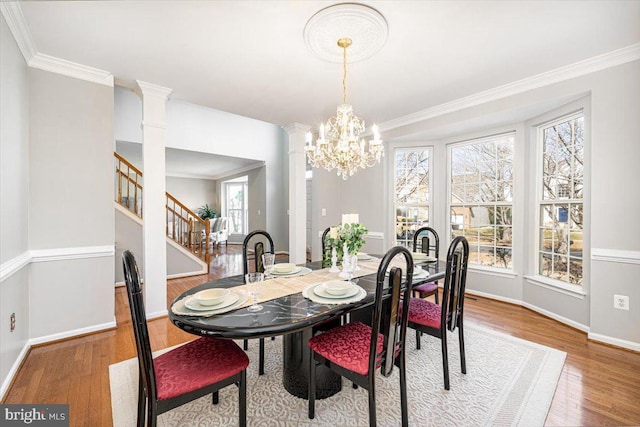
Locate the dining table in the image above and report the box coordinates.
[168,255,445,400]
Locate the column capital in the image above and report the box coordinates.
[283,122,311,135]
[135,80,173,101]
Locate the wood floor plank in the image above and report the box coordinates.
[2,245,639,426]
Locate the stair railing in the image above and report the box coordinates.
[166,193,211,258]
[114,152,210,270]
[115,152,143,218]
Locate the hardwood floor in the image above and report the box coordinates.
[3,246,639,426]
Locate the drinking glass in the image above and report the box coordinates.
[344,254,357,283]
[245,272,264,312]
[262,253,275,279]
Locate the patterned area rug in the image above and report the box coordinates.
[109,324,565,426]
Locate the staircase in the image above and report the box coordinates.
[114,152,211,271]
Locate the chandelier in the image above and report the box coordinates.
[305,37,384,180]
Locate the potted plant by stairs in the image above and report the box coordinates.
[197,204,218,220]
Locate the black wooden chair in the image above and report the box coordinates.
[242,230,275,376]
[407,236,469,390]
[122,250,248,427]
[308,246,414,427]
[411,226,440,303]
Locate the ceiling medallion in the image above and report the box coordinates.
[303,3,388,63]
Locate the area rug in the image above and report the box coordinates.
[109,324,565,427]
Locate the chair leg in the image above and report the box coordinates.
[259,338,265,375]
[308,350,316,419]
[148,400,157,427]
[399,355,408,427]
[416,329,421,350]
[212,391,219,404]
[459,322,466,375]
[441,330,450,390]
[368,380,376,427]
[136,375,145,427]
[434,288,440,304]
[243,339,248,350]
[239,370,247,427]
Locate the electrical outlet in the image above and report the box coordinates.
[10,313,15,332]
[614,295,629,311]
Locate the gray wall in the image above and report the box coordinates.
[166,176,217,214]
[0,14,30,396]
[310,60,640,346]
[114,208,206,283]
[28,69,115,338]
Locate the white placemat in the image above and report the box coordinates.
[302,282,367,305]
[171,290,249,317]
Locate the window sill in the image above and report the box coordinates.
[467,265,518,279]
[524,275,586,299]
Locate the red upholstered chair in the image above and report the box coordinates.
[242,230,276,375]
[122,250,248,427]
[407,236,469,390]
[411,226,440,303]
[308,246,414,427]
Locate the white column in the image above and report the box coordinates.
[284,123,310,264]
[135,80,172,318]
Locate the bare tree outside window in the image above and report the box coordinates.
[539,114,584,285]
[394,148,430,248]
[450,133,514,269]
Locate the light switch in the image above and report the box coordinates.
[321,208,326,216]
[257,209,261,215]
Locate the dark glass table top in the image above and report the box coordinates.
[169,259,445,340]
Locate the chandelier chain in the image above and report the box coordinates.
[342,43,347,105]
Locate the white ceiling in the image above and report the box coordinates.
[18,1,640,129]
[116,141,263,180]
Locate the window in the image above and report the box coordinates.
[538,113,583,285]
[223,176,248,234]
[449,133,514,269]
[394,148,431,248]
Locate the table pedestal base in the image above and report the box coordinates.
[282,325,342,399]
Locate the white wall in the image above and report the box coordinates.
[28,68,115,340]
[310,60,640,348]
[0,13,30,397]
[114,86,289,251]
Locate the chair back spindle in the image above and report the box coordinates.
[372,246,414,378]
[413,226,439,258]
[242,230,274,276]
[440,236,469,332]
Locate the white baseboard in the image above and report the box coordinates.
[521,301,590,333]
[465,289,523,306]
[466,287,590,333]
[0,341,30,401]
[147,309,168,320]
[28,319,117,346]
[588,332,640,352]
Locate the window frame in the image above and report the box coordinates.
[392,146,433,248]
[533,111,585,291]
[446,132,516,273]
[222,177,249,235]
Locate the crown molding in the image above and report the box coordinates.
[283,123,311,135]
[29,53,114,86]
[135,80,173,100]
[0,1,37,63]
[380,43,640,133]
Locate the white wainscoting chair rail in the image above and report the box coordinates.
[1,246,115,283]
